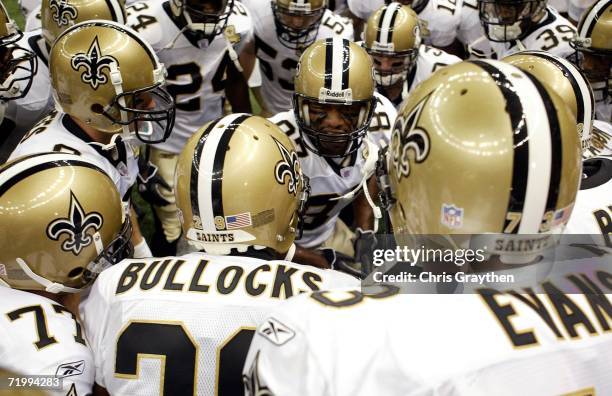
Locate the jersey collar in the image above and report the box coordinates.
[61,114,129,169]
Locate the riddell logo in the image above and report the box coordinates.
[55,360,85,378]
[322,89,344,98]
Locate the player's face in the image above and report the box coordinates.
[308,102,361,155]
[483,2,531,24]
[579,52,611,83]
[371,53,412,78]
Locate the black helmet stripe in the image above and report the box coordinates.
[210,114,251,219]
[376,2,401,44]
[324,38,351,91]
[473,60,529,233]
[0,154,108,197]
[527,51,586,137]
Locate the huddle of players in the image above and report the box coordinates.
[0,0,611,394]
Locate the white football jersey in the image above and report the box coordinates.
[19,0,39,18]
[2,29,53,137]
[269,93,395,248]
[24,4,40,31]
[565,157,612,242]
[8,110,138,199]
[244,269,612,396]
[457,0,496,59]
[80,252,358,395]
[0,288,94,396]
[383,45,461,109]
[569,0,597,23]
[126,0,254,154]
[584,120,612,159]
[488,7,577,58]
[347,0,462,47]
[248,0,354,114]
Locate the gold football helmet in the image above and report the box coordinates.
[0,0,37,101]
[364,3,421,87]
[49,20,175,143]
[41,0,126,48]
[272,0,327,50]
[293,37,376,158]
[571,0,611,102]
[382,60,581,260]
[175,114,309,256]
[170,0,234,38]
[0,153,132,293]
[504,50,595,153]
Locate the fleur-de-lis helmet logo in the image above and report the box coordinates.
[390,93,431,181]
[49,0,78,27]
[71,36,117,90]
[273,136,301,196]
[46,191,104,255]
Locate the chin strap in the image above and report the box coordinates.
[329,139,383,232]
[15,258,81,294]
[161,26,190,51]
[284,243,296,262]
[224,26,244,73]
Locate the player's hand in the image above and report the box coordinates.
[137,161,171,207]
[353,228,377,275]
[319,248,364,279]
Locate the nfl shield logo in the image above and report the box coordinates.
[441,204,464,229]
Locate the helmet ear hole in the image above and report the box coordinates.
[91,104,104,114]
[68,267,84,279]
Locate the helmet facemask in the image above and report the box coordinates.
[479,0,546,42]
[179,0,234,39]
[293,94,376,158]
[272,0,326,51]
[0,31,37,101]
[570,44,611,102]
[103,74,177,144]
[368,49,418,87]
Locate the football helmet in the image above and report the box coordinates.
[504,50,595,153]
[382,60,581,261]
[170,0,234,39]
[175,113,309,256]
[478,0,547,42]
[571,0,611,102]
[0,153,132,294]
[363,3,421,87]
[384,0,428,14]
[0,0,37,101]
[272,0,326,51]
[49,20,175,143]
[293,37,376,158]
[41,0,126,48]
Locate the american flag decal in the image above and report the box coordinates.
[225,213,253,230]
